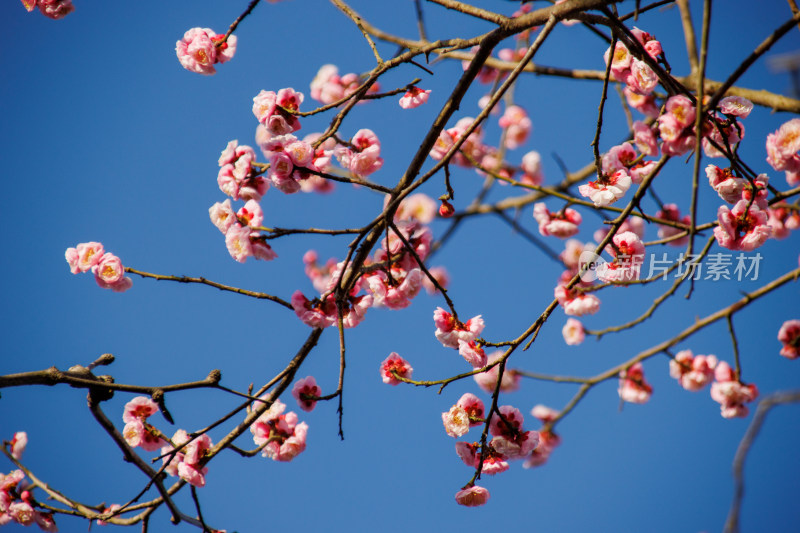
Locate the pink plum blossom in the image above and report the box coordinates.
[34,510,58,532]
[10,432,27,461]
[309,64,381,105]
[778,320,800,360]
[176,28,236,75]
[554,284,600,316]
[560,239,592,270]
[578,169,632,207]
[291,291,337,329]
[601,142,638,174]
[531,405,560,425]
[123,397,159,424]
[533,203,582,238]
[618,362,652,404]
[767,204,800,239]
[474,351,520,393]
[520,150,544,186]
[92,253,133,292]
[68,242,104,273]
[626,58,658,95]
[237,199,264,228]
[183,433,212,467]
[366,268,423,309]
[562,318,585,345]
[455,485,490,507]
[713,200,771,251]
[292,376,321,412]
[632,121,658,156]
[498,105,532,149]
[719,96,753,118]
[706,165,746,204]
[250,400,309,462]
[433,308,485,349]
[596,231,645,283]
[225,224,254,263]
[669,350,718,391]
[604,41,632,80]
[93,253,124,285]
[388,193,437,224]
[8,501,34,526]
[458,340,487,368]
[253,89,303,136]
[766,118,800,173]
[123,419,164,452]
[442,405,471,438]
[456,393,485,426]
[710,361,758,418]
[209,199,237,234]
[489,405,524,438]
[665,95,696,129]
[335,129,384,178]
[625,88,660,118]
[491,430,539,460]
[399,86,431,109]
[380,353,413,385]
[161,429,211,487]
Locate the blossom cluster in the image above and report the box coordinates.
[708,166,772,252]
[291,192,449,330]
[161,429,213,487]
[0,468,57,531]
[310,64,381,105]
[249,399,308,462]
[1,434,58,531]
[616,352,760,419]
[65,242,133,292]
[604,28,662,95]
[443,395,547,506]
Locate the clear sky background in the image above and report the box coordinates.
[2,1,799,532]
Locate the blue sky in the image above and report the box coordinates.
[2,1,799,531]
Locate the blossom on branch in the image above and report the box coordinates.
[669,350,717,391]
[533,203,582,238]
[578,169,632,207]
[176,28,236,75]
[433,308,485,349]
[778,320,800,359]
[474,351,520,393]
[291,376,321,412]
[334,129,384,178]
[713,200,771,252]
[66,243,133,292]
[253,89,303,136]
[618,362,652,404]
[710,362,758,418]
[399,86,431,109]
[380,353,413,385]
[454,485,490,507]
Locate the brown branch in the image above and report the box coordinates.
[125,268,292,309]
[724,390,800,533]
[219,0,262,45]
